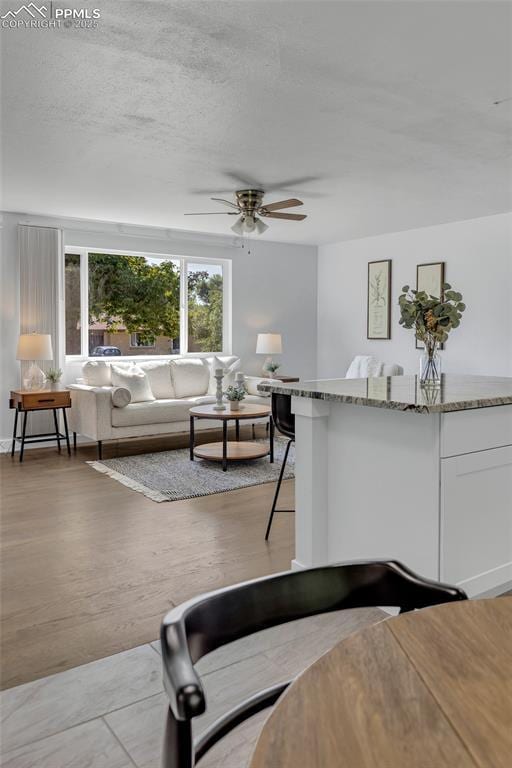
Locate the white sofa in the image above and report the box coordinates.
[68,356,274,458]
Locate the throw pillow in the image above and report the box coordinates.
[138,360,175,399]
[111,387,131,408]
[82,361,112,387]
[207,356,241,394]
[111,363,155,403]
[170,358,210,399]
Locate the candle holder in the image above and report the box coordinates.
[213,368,226,411]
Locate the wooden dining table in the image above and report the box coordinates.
[249,598,512,768]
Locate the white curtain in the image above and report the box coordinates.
[19,225,63,435]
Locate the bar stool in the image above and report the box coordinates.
[265,392,295,540]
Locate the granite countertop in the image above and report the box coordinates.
[257,375,512,413]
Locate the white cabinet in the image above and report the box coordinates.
[441,445,512,596]
[441,407,512,457]
[293,396,512,598]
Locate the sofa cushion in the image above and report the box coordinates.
[243,394,272,407]
[245,376,282,397]
[207,356,241,395]
[189,395,217,406]
[111,396,214,427]
[111,363,155,403]
[138,360,175,399]
[170,358,210,398]
[82,361,112,387]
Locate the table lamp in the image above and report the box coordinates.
[16,333,53,390]
[256,333,282,377]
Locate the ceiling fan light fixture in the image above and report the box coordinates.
[254,217,269,234]
[244,215,256,233]
[231,217,245,235]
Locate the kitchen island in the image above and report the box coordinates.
[258,375,512,597]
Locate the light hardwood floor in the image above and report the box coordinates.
[0,426,294,690]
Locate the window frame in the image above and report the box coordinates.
[63,247,232,360]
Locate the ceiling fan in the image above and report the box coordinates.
[184,189,307,234]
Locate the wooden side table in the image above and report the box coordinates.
[10,389,72,462]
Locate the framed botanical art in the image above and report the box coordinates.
[416,262,445,349]
[367,259,391,339]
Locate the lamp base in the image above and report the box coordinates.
[25,362,46,390]
[262,357,280,378]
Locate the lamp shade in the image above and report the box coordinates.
[16,333,53,361]
[256,333,282,355]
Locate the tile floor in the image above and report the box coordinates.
[0,607,384,768]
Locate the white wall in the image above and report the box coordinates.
[0,213,317,440]
[317,213,512,379]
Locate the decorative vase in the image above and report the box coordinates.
[229,401,241,411]
[419,340,441,387]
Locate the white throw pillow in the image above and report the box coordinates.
[82,361,112,387]
[139,360,175,399]
[170,358,210,398]
[207,356,241,394]
[111,387,131,408]
[111,363,155,403]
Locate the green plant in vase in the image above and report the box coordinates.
[45,367,63,387]
[398,283,466,386]
[264,360,281,378]
[224,383,246,411]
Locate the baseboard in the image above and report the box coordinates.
[457,562,512,598]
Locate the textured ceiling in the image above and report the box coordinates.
[1,0,511,244]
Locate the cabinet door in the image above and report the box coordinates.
[441,446,512,597]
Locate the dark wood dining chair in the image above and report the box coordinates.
[265,392,295,540]
[160,560,467,768]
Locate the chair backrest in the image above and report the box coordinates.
[345,355,403,379]
[160,560,466,767]
[271,392,295,439]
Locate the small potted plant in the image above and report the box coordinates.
[224,383,246,411]
[264,361,281,378]
[45,367,63,389]
[398,282,465,387]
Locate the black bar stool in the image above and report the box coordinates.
[265,392,295,540]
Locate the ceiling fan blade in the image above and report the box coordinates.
[260,198,303,212]
[260,212,307,221]
[184,211,239,216]
[211,197,240,209]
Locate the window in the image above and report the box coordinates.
[130,333,156,349]
[64,250,230,357]
[187,262,223,353]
